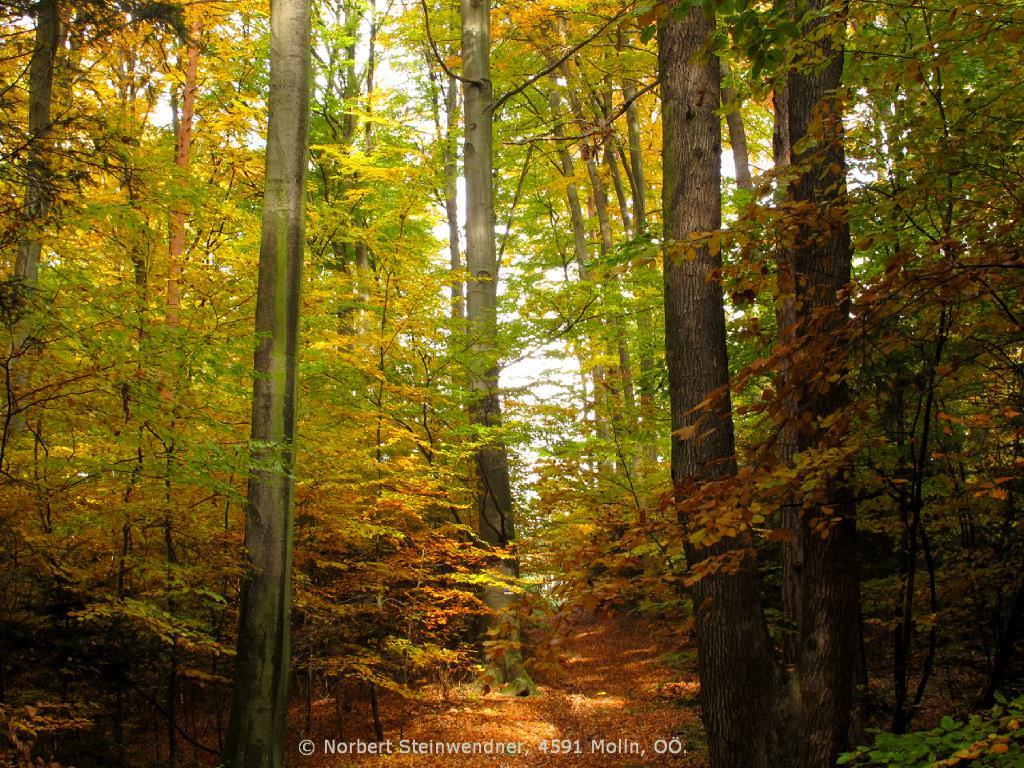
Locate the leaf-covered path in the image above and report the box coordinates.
[305,616,705,768]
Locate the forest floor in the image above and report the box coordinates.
[300,615,706,768]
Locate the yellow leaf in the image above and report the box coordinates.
[673,424,699,440]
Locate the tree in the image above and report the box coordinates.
[460,0,533,695]
[444,73,463,321]
[618,27,647,233]
[223,1,311,765]
[3,1,1024,764]
[721,60,752,193]
[9,0,60,433]
[659,4,778,766]
[13,0,58,290]
[783,0,860,763]
[423,42,463,322]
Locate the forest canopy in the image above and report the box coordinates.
[1,0,1023,767]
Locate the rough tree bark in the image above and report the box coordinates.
[461,0,534,694]
[223,1,311,766]
[785,0,861,764]
[772,76,804,670]
[659,5,778,767]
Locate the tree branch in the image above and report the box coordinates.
[503,78,659,145]
[419,0,479,85]
[492,8,632,114]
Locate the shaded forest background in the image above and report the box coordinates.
[1,0,1023,766]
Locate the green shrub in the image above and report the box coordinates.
[838,697,1024,767]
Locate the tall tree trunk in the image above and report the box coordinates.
[601,145,641,439]
[10,0,60,432]
[329,0,362,336]
[773,77,803,668]
[604,145,632,235]
[660,6,777,767]
[15,0,59,288]
[167,23,200,331]
[546,86,589,282]
[461,0,533,694]
[444,75,464,320]
[785,0,860,764]
[162,28,199,768]
[720,61,752,192]
[223,1,311,766]
[559,67,613,261]
[617,28,646,234]
[364,0,376,151]
[353,0,376,311]
[593,41,640,447]
[772,85,791,178]
[341,1,362,146]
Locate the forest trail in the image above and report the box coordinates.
[305,617,705,768]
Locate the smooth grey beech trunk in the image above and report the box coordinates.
[659,6,778,767]
[720,61,753,192]
[616,28,646,234]
[605,144,632,233]
[444,74,464,320]
[9,0,59,434]
[223,1,311,766]
[15,0,58,288]
[460,0,533,695]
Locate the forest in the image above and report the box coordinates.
[1,0,1023,766]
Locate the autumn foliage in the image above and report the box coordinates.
[2,0,1023,767]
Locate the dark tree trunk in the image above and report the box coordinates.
[659,6,778,767]
[772,77,803,669]
[785,0,861,764]
[981,576,1024,707]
